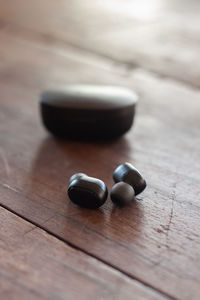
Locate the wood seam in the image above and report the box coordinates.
[0,202,176,300]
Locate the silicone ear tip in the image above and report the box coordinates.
[110,182,135,206]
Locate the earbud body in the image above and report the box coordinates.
[68,173,108,209]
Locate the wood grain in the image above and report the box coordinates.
[0,206,166,300]
[0,27,200,300]
[1,0,200,87]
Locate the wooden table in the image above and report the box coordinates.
[0,1,200,299]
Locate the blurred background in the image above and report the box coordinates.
[1,0,200,89]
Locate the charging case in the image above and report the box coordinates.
[40,85,138,140]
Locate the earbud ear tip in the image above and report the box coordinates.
[110,182,135,206]
[68,173,86,185]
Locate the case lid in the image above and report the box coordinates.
[41,85,138,110]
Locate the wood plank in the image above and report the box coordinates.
[0,0,200,87]
[0,32,200,299]
[0,206,165,300]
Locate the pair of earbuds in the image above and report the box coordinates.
[68,162,146,209]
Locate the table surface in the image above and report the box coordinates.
[0,1,200,299]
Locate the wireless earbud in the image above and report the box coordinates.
[68,173,108,209]
[113,162,146,195]
[110,162,146,206]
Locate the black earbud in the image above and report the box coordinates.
[113,162,146,195]
[68,173,108,209]
[111,162,146,206]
